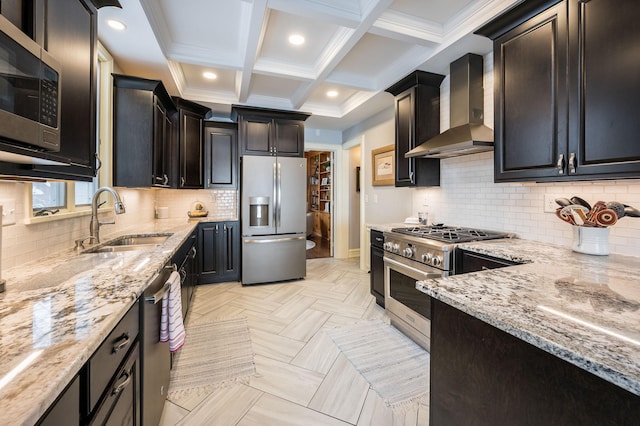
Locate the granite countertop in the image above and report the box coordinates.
[416,238,640,397]
[0,216,231,425]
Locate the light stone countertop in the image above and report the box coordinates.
[0,216,235,426]
[416,238,640,397]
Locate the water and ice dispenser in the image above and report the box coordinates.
[249,196,270,227]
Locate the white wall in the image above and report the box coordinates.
[348,145,361,252]
[351,108,414,225]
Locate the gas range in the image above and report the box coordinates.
[383,225,512,273]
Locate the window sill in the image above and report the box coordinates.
[24,207,111,225]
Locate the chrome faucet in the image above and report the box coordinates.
[90,187,126,243]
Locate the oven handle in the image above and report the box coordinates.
[383,256,443,280]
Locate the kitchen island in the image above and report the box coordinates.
[417,239,640,424]
[0,217,223,425]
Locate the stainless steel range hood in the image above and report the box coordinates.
[406,53,494,159]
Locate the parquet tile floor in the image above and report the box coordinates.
[159,257,429,426]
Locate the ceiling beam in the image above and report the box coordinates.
[289,0,395,109]
[237,0,269,103]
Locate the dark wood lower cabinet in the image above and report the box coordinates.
[37,375,81,426]
[370,230,385,307]
[430,299,640,425]
[198,221,240,284]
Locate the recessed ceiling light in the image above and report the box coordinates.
[327,90,339,98]
[203,72,217,80]
[107,19,126,31]
[288,34,305,46]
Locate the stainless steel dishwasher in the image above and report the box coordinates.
[140,262,174,426]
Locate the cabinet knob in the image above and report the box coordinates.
[556,154,565,175]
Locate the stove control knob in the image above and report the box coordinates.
[421,253,432,263]
[403,247,414,258]
[393,243,400,253]
[383,242,390,251]
[432,256,443,267]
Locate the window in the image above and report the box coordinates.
[27,43,114,222]
[32,182,66,210]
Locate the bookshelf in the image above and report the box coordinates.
[306,151,331,240]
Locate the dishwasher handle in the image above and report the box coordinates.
[145,281,170,304]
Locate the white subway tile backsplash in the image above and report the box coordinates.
[411,152,640,257]
[0,182,238,270]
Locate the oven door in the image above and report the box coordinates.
[384,253,443,351]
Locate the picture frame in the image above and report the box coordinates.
[371,144,395,186]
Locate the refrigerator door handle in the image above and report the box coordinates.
[273,161,278,228]
[244,236,305,244]
[276,162,282,228]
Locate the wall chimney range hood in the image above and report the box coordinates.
[405,53,493,159]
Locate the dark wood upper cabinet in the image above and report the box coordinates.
[386,71,444,187]
[173,97,209,189]
[113,74,177,188]
[204,122,238,189]
[477,0,640,182]
[232,106,310,157]
[0,0,100,180]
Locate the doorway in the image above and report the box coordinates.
[305,150,332,258]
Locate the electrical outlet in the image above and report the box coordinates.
[543,194,562,213]
[0,199,16,225]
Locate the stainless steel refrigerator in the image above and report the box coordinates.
[241,155,307,285]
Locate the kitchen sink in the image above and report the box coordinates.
[82,233,173,254]
[105,235,172,246]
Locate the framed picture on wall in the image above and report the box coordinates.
[371,144,395,186]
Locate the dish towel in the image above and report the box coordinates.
[160,271,186,352]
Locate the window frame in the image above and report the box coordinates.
[25,43,115,224]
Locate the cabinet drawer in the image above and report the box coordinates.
[90,343,139,426]
[87,302,139,413]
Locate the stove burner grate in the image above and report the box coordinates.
[390,225,509,243]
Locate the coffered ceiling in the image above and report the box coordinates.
[98,0,522,131]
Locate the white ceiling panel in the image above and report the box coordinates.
[331,33,414,79]
[250,74,305,100]
[99,0,523,131]
[259,10,341,67]
[390,0,476,23]
[180,64,237,93]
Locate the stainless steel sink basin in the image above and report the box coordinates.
[106,235,172,246]
[83,233,173,254]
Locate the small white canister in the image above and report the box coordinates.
[572,226,610,255]
[156,206,169,219]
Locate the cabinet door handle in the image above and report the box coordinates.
[409,171,414,183]
[181,177,185,187]
[112,333,130,354]
[568,153,576,174]
[190,246,197,258]
[163,174,169,186]
[95,153,102,171]
[556,154,565,175]
[111,369,132,396]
